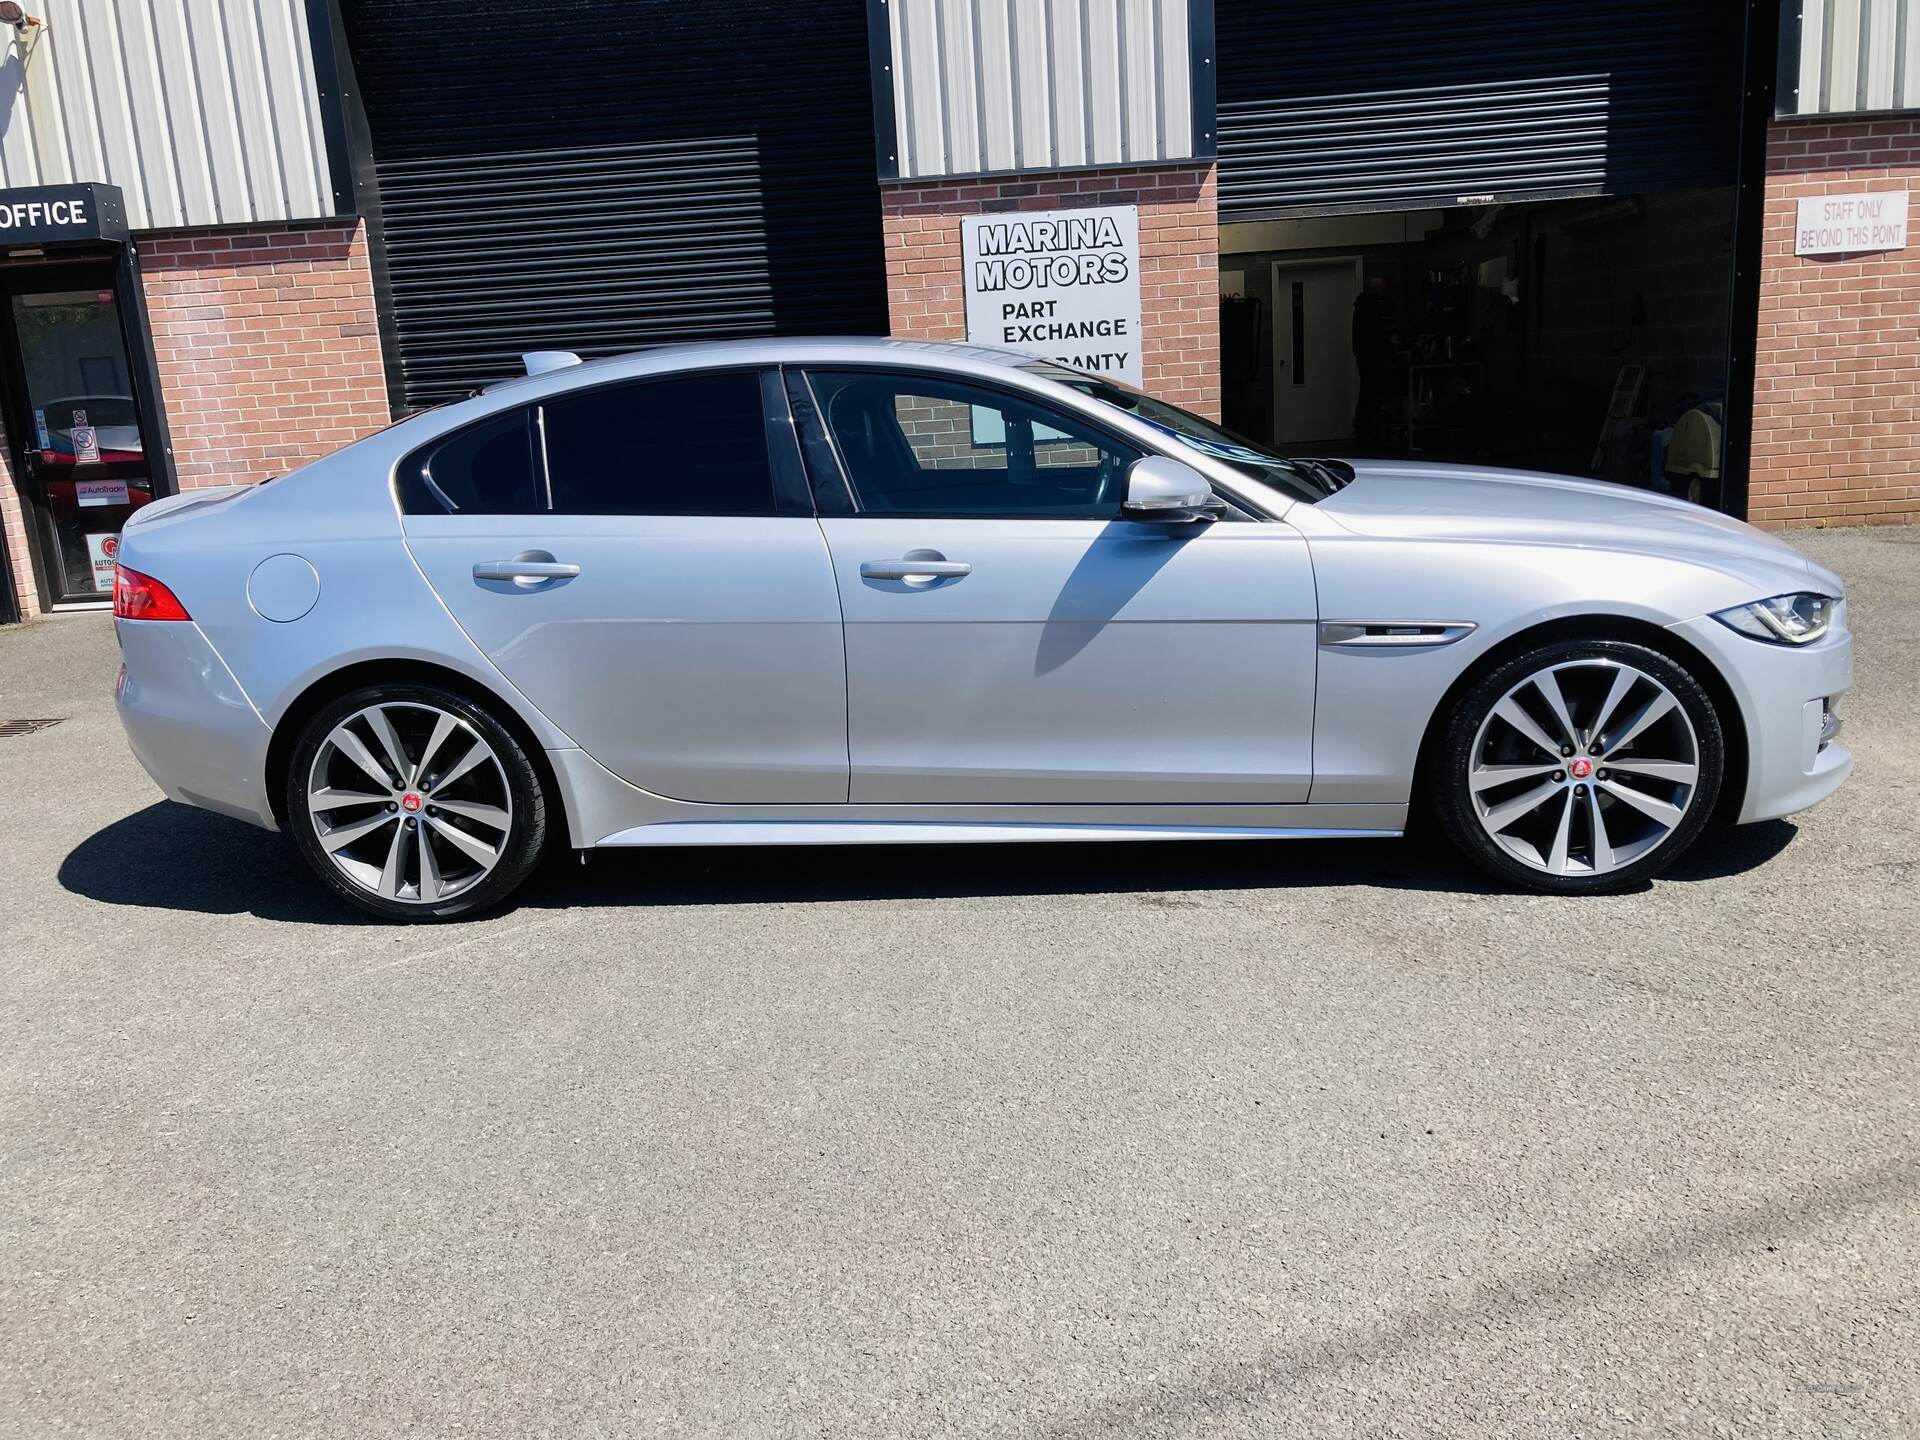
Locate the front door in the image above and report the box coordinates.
[1271,259,1360,445]
[799,368,1318,805]
[0,262,159,604]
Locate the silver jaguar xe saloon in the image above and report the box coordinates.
[110,338,1851,920]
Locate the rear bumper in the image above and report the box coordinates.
[115,618,278,830]
[1669,614,1853,824]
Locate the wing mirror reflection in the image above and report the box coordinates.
[1120,456,1222,524]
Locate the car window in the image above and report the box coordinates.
[1016,359,1345,504]
[398,408,542,515]
[805,370,1141,518]
[542,370,776,516]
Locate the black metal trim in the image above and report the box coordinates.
[301,0,357,216]
[866,0,903,181]
[1188,0,1218,160]
[877,155,1218,188]
[117,244,179,503]
[1775,0,1804,117]
[0,424,17,615]
[307,0,407,418]
[1722,0,1781,522]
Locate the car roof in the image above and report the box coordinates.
[479,336,1051,396]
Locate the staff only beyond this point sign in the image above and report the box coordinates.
[962,204,1143,387]
[1795,190,1909,256]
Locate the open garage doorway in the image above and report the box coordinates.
[1219,189,1739,509]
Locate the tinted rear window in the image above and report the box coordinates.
[398,409,541,514]
[542,371,775,516]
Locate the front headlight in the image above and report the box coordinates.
[1712,592,1836,645]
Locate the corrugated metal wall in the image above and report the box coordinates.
[884,0,1200,179]
[1785,0,1920,115]
[0,0,337,231]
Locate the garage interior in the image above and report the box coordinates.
[1214,0,1753,511]
[1219,190,1739,503]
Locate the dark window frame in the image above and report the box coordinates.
[398,406,544,516]
[397,365,812,518]
[786,364,1156,522]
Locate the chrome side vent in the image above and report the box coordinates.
[1318,621,1477,649]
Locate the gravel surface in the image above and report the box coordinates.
[1,525,1915,1437]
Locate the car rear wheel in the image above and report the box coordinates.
[286,682,549,921]
[1430,639,1724,894]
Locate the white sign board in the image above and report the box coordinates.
[85,532,119,593]
[962,204,1142,387]
[75,478,129,508]
[1795,190,1909,256]
[69,407,101,463]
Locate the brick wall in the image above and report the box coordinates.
[0,415,31,619]
[139,220,390,491]
[1752,117,1920,528]
[882,163,1221,419]
[1,218,389,617]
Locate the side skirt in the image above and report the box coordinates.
[595,808,1406,848]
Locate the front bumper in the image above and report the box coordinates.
[1669,612,1853,824]
[115,618,279,830]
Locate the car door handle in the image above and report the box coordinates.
[473,559,580,582]
[860,559,971,580]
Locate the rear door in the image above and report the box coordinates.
[795,368,1318,805]
[402,368,848,803]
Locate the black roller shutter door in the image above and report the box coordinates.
[340,0,887,410]
[1216,1,1744,220]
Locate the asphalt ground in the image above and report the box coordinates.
[1,526,1916,1437]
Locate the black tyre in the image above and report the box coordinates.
[1429,639,1725,894]
[285,682,549,922]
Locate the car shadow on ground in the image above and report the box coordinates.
[60,801,1800,924]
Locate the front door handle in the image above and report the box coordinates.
[473,553,580,586]
[860,559,971,581]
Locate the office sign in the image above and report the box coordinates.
[962,205,1142,386]
[0,183,130,247]
[1795,190,1908,256]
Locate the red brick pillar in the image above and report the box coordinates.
[137,220,392,490]
[881,163,1221,420]
[1751,118,1920,529]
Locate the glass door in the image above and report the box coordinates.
[1,262,159,604]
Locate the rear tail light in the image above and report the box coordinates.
[113,564,191,621]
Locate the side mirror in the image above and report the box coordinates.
[1120,456,1220,523]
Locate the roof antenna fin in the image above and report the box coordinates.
[522,351,582,376]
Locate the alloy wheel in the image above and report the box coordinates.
[1466,658,1700,878]
[304,701,513,905]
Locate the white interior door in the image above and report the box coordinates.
[1271,259,1361,444]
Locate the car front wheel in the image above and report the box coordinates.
[285,682,549,921]
[1430,639,1725,894]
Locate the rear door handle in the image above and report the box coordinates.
[860,559,971,581]
[473,556,580,584]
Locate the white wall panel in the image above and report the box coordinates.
[1789,0,1920,114]
[0,0,336,230]
[888,0,1203,179]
